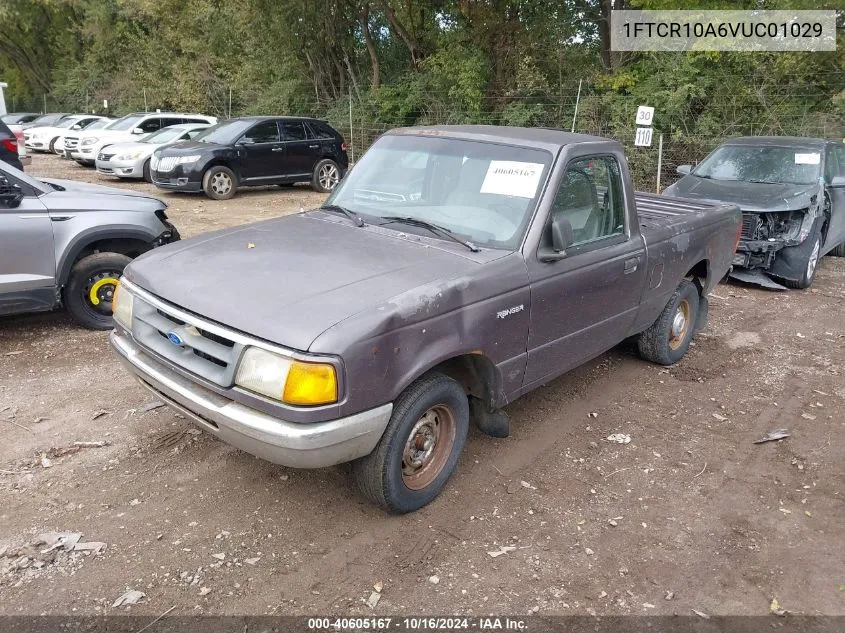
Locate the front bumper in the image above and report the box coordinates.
[97,157,144,178]
[110,329,392,468]
[71,146,97,163]
[151,164,204,192]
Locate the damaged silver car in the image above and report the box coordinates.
[665,137,845,289]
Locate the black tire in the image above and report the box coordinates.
[64,252,131,330]
[311,158,341,193]
[638,279,700,366]
[352,372,469,514]
[783,232,821,289]
[142,158,151,183]
[202,165,237,200]
[48,137,58,153]
[831,242,845,258]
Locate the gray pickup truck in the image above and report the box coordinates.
[111,126,741,513]
[0,161,179,328]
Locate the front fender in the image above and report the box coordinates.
[56,226,160,285]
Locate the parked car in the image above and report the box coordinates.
[67,112,216,166]
[665,137,845,289]
[25,114,109,153]
[1,113,39,125]
[55,118,113,155]
[150,116,348,199]
[96,123,210,181]
[111,125,740,512]
[0,119,25,170]
[21,113,70,130]
[0,160,180,329]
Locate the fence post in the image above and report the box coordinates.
[570,79,583,133]
[228,87,232,119]
[656,133,664,194]
[43,94,47,114]
[348,85,355,164]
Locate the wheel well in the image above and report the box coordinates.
[204,159,236,181]
[73,238,151,268]
[426,353,500,408]
[685,260,709,294]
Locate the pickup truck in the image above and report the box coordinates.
[110,126,741,513]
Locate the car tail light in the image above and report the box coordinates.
[341,142,347,152]
[1,139,17,154]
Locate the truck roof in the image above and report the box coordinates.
[385,125,615,153]
[722,136,828,148]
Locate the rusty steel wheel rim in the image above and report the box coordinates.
[669,298,691,351]
[402,405,456,490]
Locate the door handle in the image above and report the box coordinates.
[271,147,284,152]
[624,256,640,274]
[308,144,319,149]
[51,215,75,222]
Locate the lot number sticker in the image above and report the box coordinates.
[794,153,820,165]
[480,161,545,198]
[634,127,653,147]
[635,105,654,126]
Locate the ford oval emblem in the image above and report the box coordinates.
[167,331,184,346]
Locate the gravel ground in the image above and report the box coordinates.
[1,153,844,617]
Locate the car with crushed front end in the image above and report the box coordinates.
[665,137,845,289]
[0,159,179,329]
[149,116,349,199]
[111,125,740,513]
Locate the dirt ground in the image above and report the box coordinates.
[1,154,844,618]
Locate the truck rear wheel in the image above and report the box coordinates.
[638,279,699,366]
[64,252,132,330]
[352,372,469,514]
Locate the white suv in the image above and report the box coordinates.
[66,112,217,166]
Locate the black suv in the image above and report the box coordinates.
[150,116,349,200]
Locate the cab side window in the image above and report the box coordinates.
[281,121,307,141]
[138,117,163,133]
[550,156,625,246]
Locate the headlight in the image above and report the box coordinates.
[112,282,133,329]
[175,155,201,165]
[234,347,338,406]
[116,150,143,160]
[81,137,99,146]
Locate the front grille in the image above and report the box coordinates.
[64,136,79,149]
[740,213,759,240]
[98,152,115,161]
[132,296,244,386]
[153,155,178,172]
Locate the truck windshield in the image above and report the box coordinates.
[325,134,552,249]
[694,145,821,185]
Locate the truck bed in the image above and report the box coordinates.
[636,191,737,242]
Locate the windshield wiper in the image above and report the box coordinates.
[380,216,480,252]
[746,179,780,184]
[320,204,364,227]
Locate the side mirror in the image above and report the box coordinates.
[830,176,845,188]
[132,127,145,135]
[540,216,574,262]
[0,178,24,208]
[71,124,82,130]
[238,137,254,145]
[676,164,692,176]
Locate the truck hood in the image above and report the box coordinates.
[124,213,483,351]
[665,176,819,212]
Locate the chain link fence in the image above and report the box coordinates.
[16,77,844,193]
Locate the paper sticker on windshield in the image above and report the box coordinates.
[795,153,820,165]
[480,161,544,198]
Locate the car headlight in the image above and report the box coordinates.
[81,137,99,146]
[175,155,201,165]
[234,347,338,406]
[116,150,143,160]
[112,281,133,329]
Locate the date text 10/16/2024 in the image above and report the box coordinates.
[307,617,528,631]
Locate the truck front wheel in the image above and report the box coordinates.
[352,373,469,513]
[638,279,700,366]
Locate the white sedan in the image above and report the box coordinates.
[24,115,108,153]
[95,123,210,181]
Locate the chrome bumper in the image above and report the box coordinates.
[110,329,392,468]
